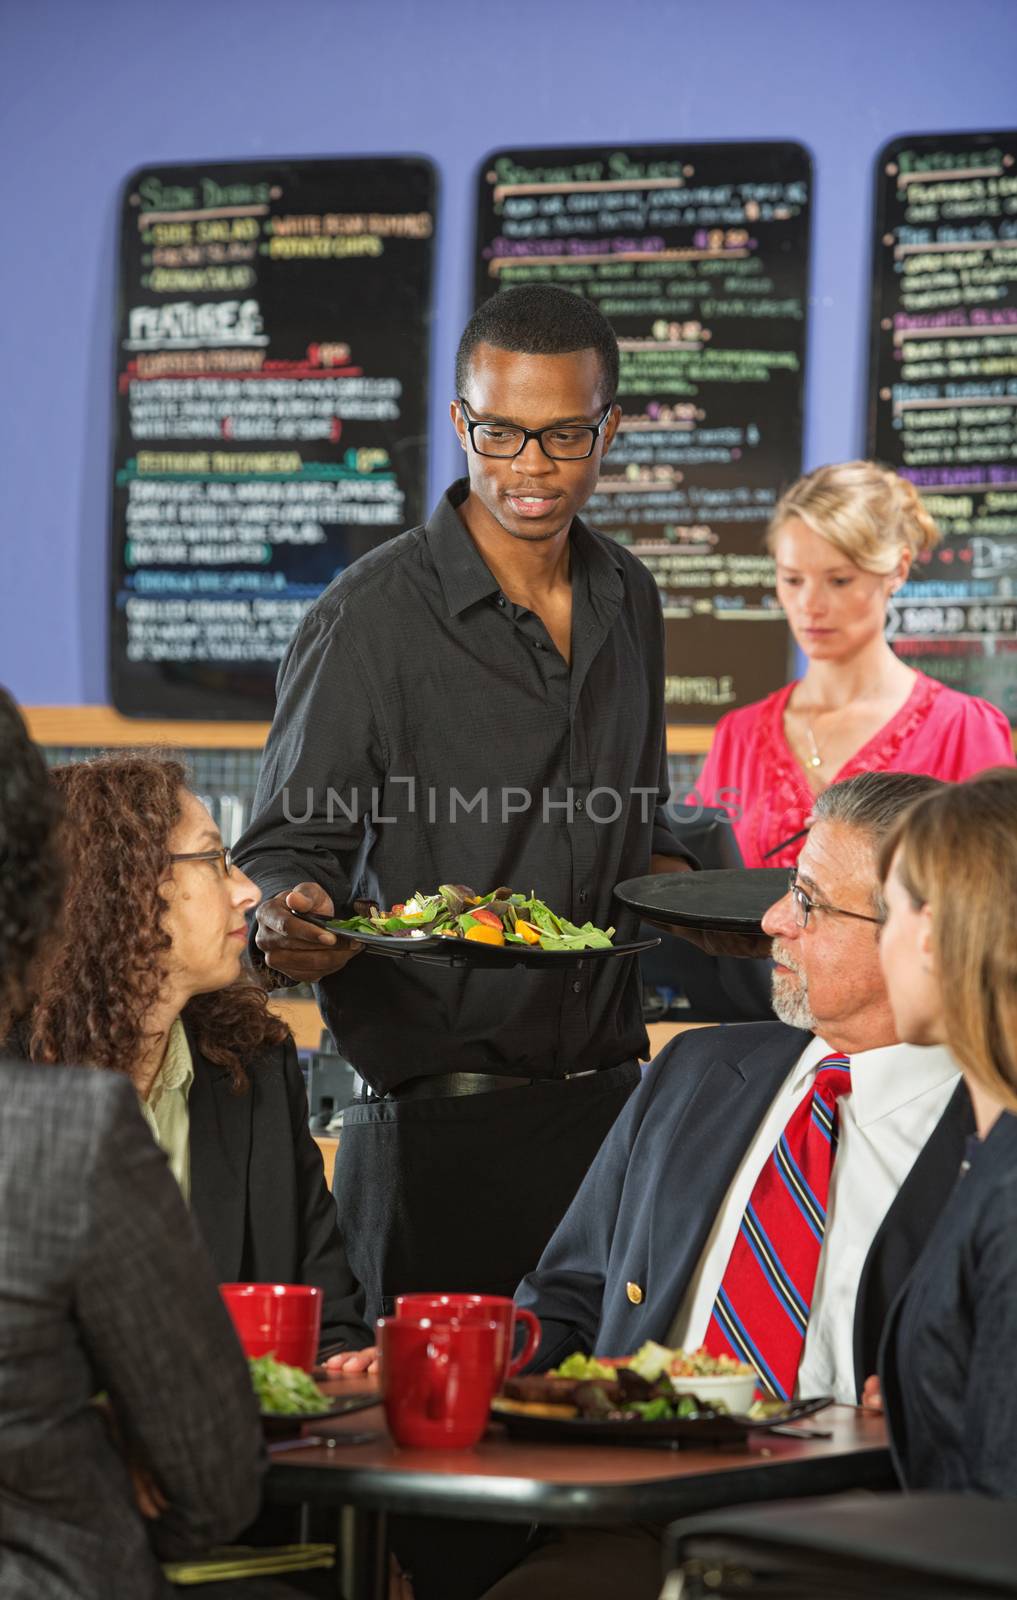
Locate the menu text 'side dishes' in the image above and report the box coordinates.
[110,159,436,719]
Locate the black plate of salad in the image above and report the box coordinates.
[490,1392,832,1447]
[290,884,659,969]
[248,1354,380,1434]
[490,1346,832,1448]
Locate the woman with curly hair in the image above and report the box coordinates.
[15,751,370,1359]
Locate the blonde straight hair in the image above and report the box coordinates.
[767,461,941,574]
[878,769,1017,1111]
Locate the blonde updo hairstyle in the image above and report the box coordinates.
[767,461,942,576]
[877,769,1017,1112]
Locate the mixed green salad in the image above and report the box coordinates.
[547,1353,702,1421]
[328,883,614,952]
[248,1353,326,1415]
[547,1343,758,1421]
[553,1343,754,1384]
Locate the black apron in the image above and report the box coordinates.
[333,1062,640,1327]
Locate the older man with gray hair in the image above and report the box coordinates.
[477,771,974,1600]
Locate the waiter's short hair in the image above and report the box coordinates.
[0,687,65,1023]
[456,285,619,406]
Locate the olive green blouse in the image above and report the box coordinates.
[137,1017,194,1201]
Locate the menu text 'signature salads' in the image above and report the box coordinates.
[329,884,615,952]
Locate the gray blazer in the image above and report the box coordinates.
[1,1023,371,1355]
[0,1062,263,1600]
[517,1022,973,1396]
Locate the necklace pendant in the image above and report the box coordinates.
[808,753,822,769]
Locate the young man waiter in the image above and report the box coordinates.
[234,285,692,1329]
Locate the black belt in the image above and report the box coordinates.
[364,1067,607,1102]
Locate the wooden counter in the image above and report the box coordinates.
[269,995,325,1051]
[283,995,707,1063]
[24,704,715,756]
[313,1134,339,1187]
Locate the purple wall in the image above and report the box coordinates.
[2,0,1015,706]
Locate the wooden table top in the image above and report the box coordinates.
[267,1380,894,1525]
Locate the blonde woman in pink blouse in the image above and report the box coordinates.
[694,461,1014,869]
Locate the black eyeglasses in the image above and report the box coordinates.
[787,868,883,930]
[457,397,613,460]
[169,846,234,878]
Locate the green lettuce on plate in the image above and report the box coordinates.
[248,1353,325,1415]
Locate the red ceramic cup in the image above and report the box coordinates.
[219,1283,323,1372]
[377,1316,499,1449]
[394,1293,540,1383]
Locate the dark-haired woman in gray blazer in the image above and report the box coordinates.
[875,767,1017,1495]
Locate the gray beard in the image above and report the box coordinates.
[770,958,817,1031]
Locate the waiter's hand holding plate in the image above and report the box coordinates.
[645,921,774,960]
[255,882,364,982]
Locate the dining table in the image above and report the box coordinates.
[265,1377,896,1600]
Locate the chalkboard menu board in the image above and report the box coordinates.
[868,130,1017,723]
[111,158,436,719]
[474,143,811,722]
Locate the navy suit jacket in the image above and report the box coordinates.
[517,1022,973,1398]
[880,1110,1017,1495]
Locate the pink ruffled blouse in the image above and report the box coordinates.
[693,672,1015,870]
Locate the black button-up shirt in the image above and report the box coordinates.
[235,480,686,1093]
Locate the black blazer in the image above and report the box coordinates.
[185,1026,370,1354]
[517,1022,973,1397]
[880,1109,1017,1495]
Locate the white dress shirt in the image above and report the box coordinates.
[667,1035,960,1403]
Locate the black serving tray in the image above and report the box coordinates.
[614,868,787,937]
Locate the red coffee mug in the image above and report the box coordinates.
[394,1293,540,1382]
[219,1283,323,1372]
[378,1316,498,1449]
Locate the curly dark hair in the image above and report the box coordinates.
[26,751,286,1090]
[0,688,65,1028]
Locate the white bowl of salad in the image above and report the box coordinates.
[627,1342,758,1415]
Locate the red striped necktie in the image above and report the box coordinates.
[704,1051,852,1401]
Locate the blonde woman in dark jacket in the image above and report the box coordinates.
[876,766,1017,1496]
